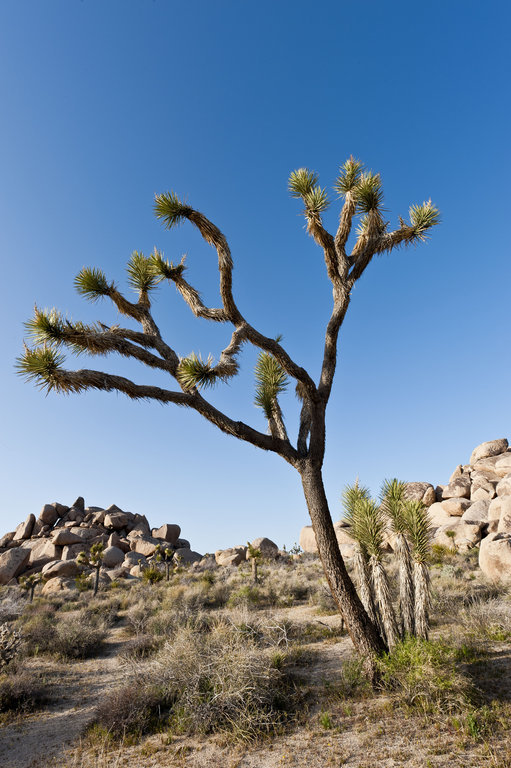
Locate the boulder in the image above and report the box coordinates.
[13,514,36,541]
[437,498,472,517]
[104,511,134,530]
[62,543,87,561]
[153,524,181,545]
[91,510,106,525]
[102,546,125,568]
[495,453,511,477]
[41,576,78,596]
[427,502,457,527]
[300,526,318,553]
[479,533,511,582]
[473,455,502,475]
[69,526,100,541]
[433,520,483,552]
[39,503,59,526]
[403,482,436,507]
[123,551,148,569]
[51,529,84,546]
[0,532,15,549]
[129,515,151,537]
[249,537,279,559]
[488,497,503,532]
[131,536,160,557]
[107,533,130,553]
[130,565,145,578]
[175,538,191,550]
[470,439,509,466]
[497,497,511,534]
[215,547,247,566]
[0,548,31,584]
[299,524,355,558]
[496,474,511,497]
[441,477,471,500]
[72,496,85,513]
[461,499,490,525]
[20,539,61,568]
[42,559,80,579]
[174,548,202,564]
[471,485,496,503]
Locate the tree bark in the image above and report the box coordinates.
[300,463,386,664]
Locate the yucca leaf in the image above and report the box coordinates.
[403,499,432,563]
[177,353,218,391]
[335,156,364,195]
[154,191,193,229]
[380,478,408,534]
[126,251,159,293]
[341,481,371,533]
[303,186,330,215]
[254,350,288,419]
[355,172,384,213]
[150,251,186,280]
[409,200,441,241]
[24,307,65,346]
[288,168,319,199]
[75,267,111,302]
[16,345,66,392]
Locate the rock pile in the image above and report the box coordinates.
[0,497,202,591]
[300,438,511,582]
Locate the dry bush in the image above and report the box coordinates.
[118,634,162,662]
[18,606,57,656]
[0,623,22,669]
[94,683,162,738]
[53,615,106,660]
[460,597,511,642]
[0,588,25,622]
[0,669,49,715]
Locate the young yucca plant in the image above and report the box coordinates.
[77,543,105,597]
[19,573,44,603]
[154,544,175,582]
[353,497,400,650]
[403,499,432,640]
[246,542,262,584]
[341,482,379,631]
[380,478,415,637]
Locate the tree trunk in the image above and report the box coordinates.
[252,557,258,584]
[300,464,386,666]
[94,566,100,596]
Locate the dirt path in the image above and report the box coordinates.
[0,627,127,768]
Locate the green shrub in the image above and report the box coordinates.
[53,616,106,659]
[142,566,164,585]
[0,670,49,715]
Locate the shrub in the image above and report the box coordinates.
[0,623,22,670]
[0,670,49,714]
[18,609,57,656]
[94,683,162,738]
[119,635,162,662]
[0,589,25,622]
[142,566,164,585]
[53,616,106,659]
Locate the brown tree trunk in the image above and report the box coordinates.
[300,463,386,666]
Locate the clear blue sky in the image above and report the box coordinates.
[0,0,509,554]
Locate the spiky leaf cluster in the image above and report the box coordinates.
[380,478,408,534]
[177,353,218,391]
[341,482,371,532]
[403,500,432,563]
[335,156,364,194]
[153,192,193,229]
[355,172,384,213]
[126,251,159,293]
[303,186,330,215]
[25,307,65,346]
[150,251,186,280]
[409,201,441,241]
[288,168,319,198]
[16,346,65,392]
[342,487,386,560]
[75,267,112,302]
[254,351,288,420]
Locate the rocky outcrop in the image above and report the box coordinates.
[298,438,511,577]
[0,497,201,586]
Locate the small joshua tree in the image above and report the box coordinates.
[403,499,432,640]
[18,157,439,668]
[380,479,415,637]
[154,544,175,581]
[19,573,44,603]
[77,543,105,597]
[246,541,262,584]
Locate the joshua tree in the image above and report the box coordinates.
[246,541,262,584]
[154,544,175,581]
[380,478,415,637]
[77,543,105,596]
[19,573,44,603]
[403,499,432,640]
[18,158,439,666]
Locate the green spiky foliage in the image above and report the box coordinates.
[19,573,44,602]
[254,351,288,420]
[74,267,112,302]
[341,482,379,632]
[355,172,384,214]
[16,346,66,393]
[177,353,218,391]
[334,156,364,194]
[288,168,319,198]
[150,251,186,280]
[153,191,193,229]
[302,186,330,215]
[155,544,175,581]
[247,541,262,584]
[24,308,65,346]
[409,200,441,241]
[77,543,105,596]
[126,251,159,293]
[381,478,415,637]
[403,499,432,640]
